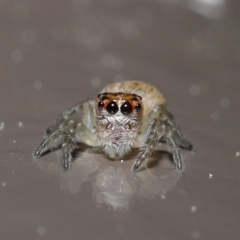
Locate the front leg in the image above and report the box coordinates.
[61,120,99,170]
[33,119,99,170]
[133,105,192,172]
[45,99,95,136]
[132,118,165,172]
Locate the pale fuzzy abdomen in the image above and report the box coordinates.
[100,80,166,117]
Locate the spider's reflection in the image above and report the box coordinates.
[34,149,181,210]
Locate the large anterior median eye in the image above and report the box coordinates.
[120,101,132,115]
[106,101,119,114]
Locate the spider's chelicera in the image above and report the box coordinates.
[33,81,192,172]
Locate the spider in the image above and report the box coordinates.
[33,80,192,172]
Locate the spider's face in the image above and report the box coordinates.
[96,92,143,117]
[96,92,143,159]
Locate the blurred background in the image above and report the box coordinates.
[0,0,240,239]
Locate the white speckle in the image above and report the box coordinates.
[33,80,42,90]
[0,122,5,130]
[18,122,23,127]
[91,77,101,87]
[220,97,230,108]
[211,112,219,121]
[236,152,240,157]
[188,0,225,19]
[37,226,46,235]
[161,195,166,200]
[191,205,197,212]
[120,160,124,163]
[2,182,6,187]
[189,84,201,96]
[209,173,213,178]
[13,140,16,144]
[11,50,23,63]
[191,230,200,239]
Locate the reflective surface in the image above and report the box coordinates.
[0,0,240,239]
[35,148,183,210]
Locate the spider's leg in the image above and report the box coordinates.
[163,110,193,151]
[165,130,182,171]
[60,120,99,170]
[133,105,192,172]
[60,120,78,170]
[158,105,192,171]
[33,128,63,158]
[45,99,95,136]
[132,118,165,172]
[62,136,73,171]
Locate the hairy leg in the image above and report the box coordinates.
[133,105,192,172]
[45,99,95,136]
[33,119,99,169]
[132,119,165,172]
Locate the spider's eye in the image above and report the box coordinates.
[98,101,104,108]
[120,101,132,115]
[135,103,142,111]
[106,101,118,114]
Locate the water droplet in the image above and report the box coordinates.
[220,97,230,108]
[91,77,101,87]
[189,84,201,96]
[191,205,197,212]
[37,226,46,235]
[0,122,5,130]
[33,80,42,90]
[191,230,200,239]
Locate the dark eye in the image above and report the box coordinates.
[135,103,142,111]
[98,101,104,108]
[120,101,132,115]
[106,101,118,114]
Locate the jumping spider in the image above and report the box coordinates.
[33,80,192,172]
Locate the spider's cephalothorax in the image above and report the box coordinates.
[33,80,193,172]
[96,92,143,158]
